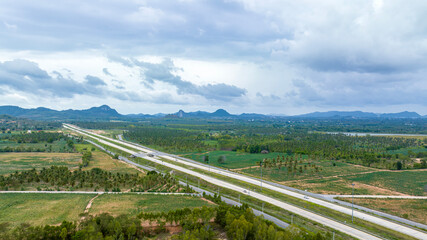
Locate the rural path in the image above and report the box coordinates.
[65,124,427,240]
[84,194,102,214]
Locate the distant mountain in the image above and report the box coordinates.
[169,109,232,118]
[0,105,424,121]
[296,111,378,118]
[378,111,421,118]
[295,111,422,119]
[0,105,122,121]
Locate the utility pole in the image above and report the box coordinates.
[260,159,264,192]
[352,183,355,223]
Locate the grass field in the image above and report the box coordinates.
[337,198,427,225]
[0,193,94,227]
[86,151,141,174]
[240,160,375,181]
[89,194,214,216]
[180,150,292,169]
[75,143,141,174]
[0,152,82,175]
[0,139,71,152]
[344,170,427,196]
[284,170,427,196]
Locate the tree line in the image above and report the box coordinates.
[256,155,323,175]
[0,167,191,193]
[1,132,67,143]
[0,213,143,240]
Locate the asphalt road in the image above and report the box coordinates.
[64,124,427,239]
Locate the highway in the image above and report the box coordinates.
[85,137,291,229]
[64,124,427,239]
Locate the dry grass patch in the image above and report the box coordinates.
[0,193,94,227]
[285,178,407,195]
[337,198,427,225]
[89,194,214,217]
[0,152,82,175]
[84,151,141,174]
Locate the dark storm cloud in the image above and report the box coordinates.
[0,59,190,105]
[290,71,427,107]
[102,68,113,76]
[0,59,110,98]
[0,59,92,97]
[85,75,107,86]
[109,57,247,101]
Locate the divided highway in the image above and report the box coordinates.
[64,124,427,240]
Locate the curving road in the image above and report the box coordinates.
[64,124,427,240]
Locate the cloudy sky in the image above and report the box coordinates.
[0,0,426,115]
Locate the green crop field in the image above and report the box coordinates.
[89,194,214,216]
[0,152,82,175]
[240,160,375,182]
[344,170,427,196]
[0,193,94,227]
[180,150,290,169]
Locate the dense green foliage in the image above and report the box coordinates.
[0,114,61,132]
[0,167,190,193]
[120,122,425,169]
[124,127,207,151]
[76,118,427,134]
[137,193,329,240]
[81,151,92,167]
[0,213,143,240]
[1,132,65,143]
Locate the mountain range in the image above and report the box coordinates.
[0,105,425,121]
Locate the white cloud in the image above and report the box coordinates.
[3,21,17,30]
[0,0,426,114]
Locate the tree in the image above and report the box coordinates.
[396,161,403,170]
[421,159,427,169]
[66,139,74,149]
[60,227,67,240]
[227,215,253,240]
[217,155,226,164]
[203,155,209,165]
